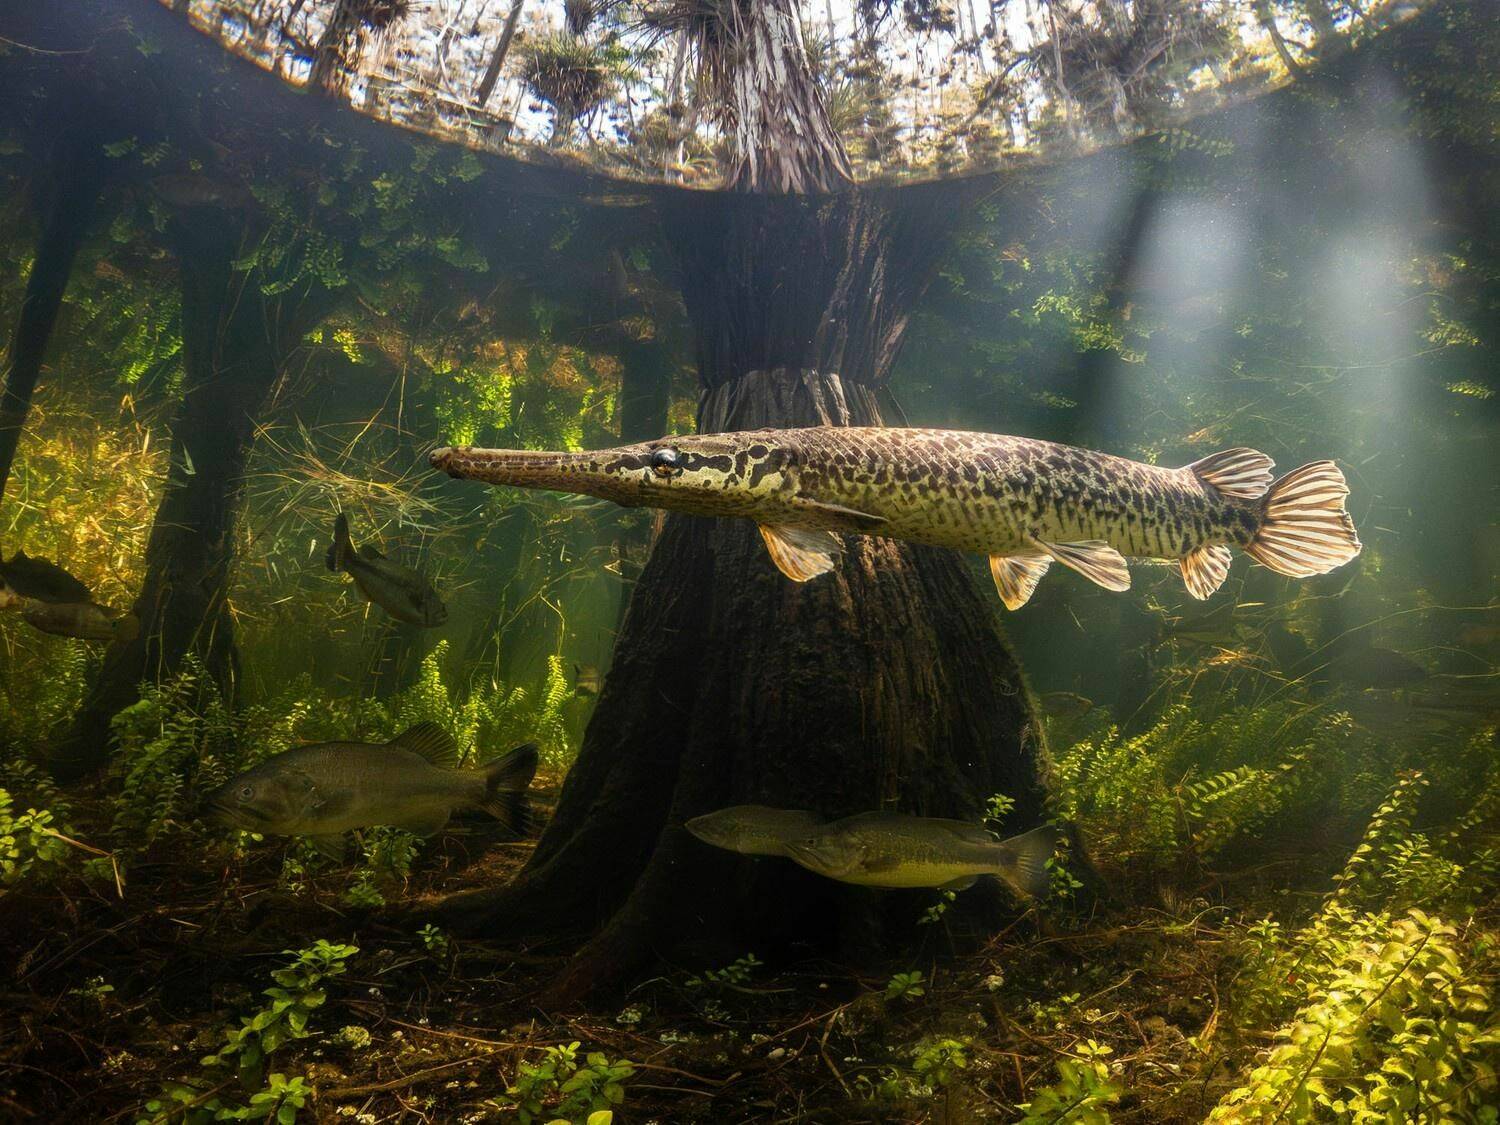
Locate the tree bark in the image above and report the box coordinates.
[718,0,854,193]
[433,186,1046,1007]
[49,212,317,780]
[475,0,526,108]
[0,130,108,505]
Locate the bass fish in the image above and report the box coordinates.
[207,722,536,860]
[685,805,824,857]
[0,582,138,643]
[0,550,94,604]
[431,428,1361,608]
[784,812,1061,898]
[326,513,447,627]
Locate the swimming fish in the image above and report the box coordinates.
[0,550,94,604]
[326,513,448,627]
[573,664,603,697]
[685,805,824,857]
[207,723,537,860]
[430,428,1361,608]
[783,812,1061,898]
[0,582,139,643]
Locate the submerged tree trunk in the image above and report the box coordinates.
[436,185,1045,1005]
[50,212,315,780]
[432,0,1044,1007]
[0,130,109,504]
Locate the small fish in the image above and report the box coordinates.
[207,723,537,860]
[0,550,94,604]
[1328,643,1427,690]
[1039,691,1094,720]
[783,812,1061,898]
[685,805,824,857]
[326,513,447,628]
[432,428,1361,609]
[573,664,603,697]
[150,173,253,211]
[0,583,138,643]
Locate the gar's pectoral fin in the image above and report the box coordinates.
[758,524,843,582]
[797,499,888,531]
[989,554,1052,610]
[1027,537,1131,592]
[1180,543,1233,600]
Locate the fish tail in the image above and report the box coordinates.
[1246,461,1362,578]
[327,512,353,573]
[477,743,539,836]
[990,823,1062,900]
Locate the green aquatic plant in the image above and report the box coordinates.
[0,789,69,889]
[884,970,926,1002]
[1016,1039,1123,1124]
[496,1041,635,1125]
[1215,767,1500,1122]
[1050,700,1369,871]
[139,940,356,1123]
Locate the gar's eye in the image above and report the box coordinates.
[649,447,682,478]
[238,785,254,801]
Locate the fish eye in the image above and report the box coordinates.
[238,785,254,801]
[649,447,682,478]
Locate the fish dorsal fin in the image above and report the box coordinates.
[1028,537,1131,592]
[758,524,842,582]
[1181,543,1233,600]
[1186,448,1275,500]
[989,554,1051,610]
[388,722,459,767]
[798,499,888,532]
[360,544,387,561]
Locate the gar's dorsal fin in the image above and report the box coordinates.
[758,524,843,582]
[1186,447,1275,500]
[389,721,459,768]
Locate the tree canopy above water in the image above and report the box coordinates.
[177,0,1427,185]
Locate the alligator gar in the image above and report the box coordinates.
[430,427,1361,607]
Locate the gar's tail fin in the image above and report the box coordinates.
[991,823,1063,900]
[1246,461,1362,578]
[478,743,539,836]
[326,513,353,573]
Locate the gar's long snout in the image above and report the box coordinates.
[431,446,595,490]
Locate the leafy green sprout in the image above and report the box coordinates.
[497,1041,635,1125]
[685,953,761,990]
[918,889,957,925]
[138,940,356,1124]
[884,970,926,1002]
[417,923,451,959]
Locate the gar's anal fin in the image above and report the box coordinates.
[758,524,843,582]
[1181,543,1233,600]
[1027,537,1131,593]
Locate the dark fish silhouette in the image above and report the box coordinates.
[326,513,447,628]
[0,550,93,604]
